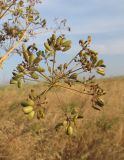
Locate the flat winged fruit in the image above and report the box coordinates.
[36,66,45,73]
[28,111,35,120]
[21,99,34,107]
[18,79,23,88]
[31,72,39,79]
[62,46,71,52]
[62,40,72,47]
[96,98,104,107]
[33,56,42,64]
[10,80,17,84]
[44,42,52,51]
[29,54,35,64]
[23,106,33,114]
[17,65,25,72]
[97,68,105,76]
[69,73,77,79]
[66,126,73,136]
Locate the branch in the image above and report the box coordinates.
[0,29,27,68]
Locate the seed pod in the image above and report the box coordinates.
[23,106,33,114]
[96,60,104,67]
[22,44,29,62]
[62,40,72,47]
[96,98,104,107]
[64,63,68,69]
[87,36,92,44]
[97,68,105,76]
[48,66,51,73]
[36,66,45,73]
[44,42,52,51]
[17,65,25,72]
[28,111,35,120]
[37,110,44,119]
[33,56,42,64]
[52,34,56,41]
[10,79,17,84]
[62,46,71,52]
[21,99,34,107]
[79,51,83,57]
[18,79,23,88]
[69,73,77,80]
[66,125,73,136]
[29,54,35,65]
[14,72,24,80]
[58,64,62,71]
[31,72,39,79]
[56,36,62,46]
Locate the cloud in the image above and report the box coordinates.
[92,38,124,55]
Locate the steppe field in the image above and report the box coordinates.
[0,76,124,160]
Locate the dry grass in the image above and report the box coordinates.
[0,76,124,160]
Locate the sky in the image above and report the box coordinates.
[0,0,124,84]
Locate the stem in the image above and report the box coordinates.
[39,72,51,83]
[67,47,86,67]
[55,84,91,95]
[52,51,56,81]
[0,29,27,68]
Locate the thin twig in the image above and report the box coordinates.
[55,84,91,95]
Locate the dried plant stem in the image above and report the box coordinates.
[55,84,91,95]
[52,52,56,81]
[0,29,27,68]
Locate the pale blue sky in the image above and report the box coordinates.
[0,0,124,84]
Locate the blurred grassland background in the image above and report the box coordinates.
[0,76,124,160]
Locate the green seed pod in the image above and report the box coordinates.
[36,66,45,73]
[62,46,71,52]
[44,42,52,51]
[31,72,39,79]
[62,40,72,47]
[29,54,35,65]
[28,111,35,120]
[22,44,29,62]
[56,36,62,46]
[21,99,34,107]
[52,34,56,41]
[14,72,24,80]
[10,79,18,84]
[17,65,25,72]
[33,56,42,64]
[23,106,33,114]
[18,79,23,88]
[48,66,51,73]
[69,73,77,79]
[97,68,105,76]
[96,60,104,67]
[66,125,73,136]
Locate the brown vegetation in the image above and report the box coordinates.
[0,76,124,160]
